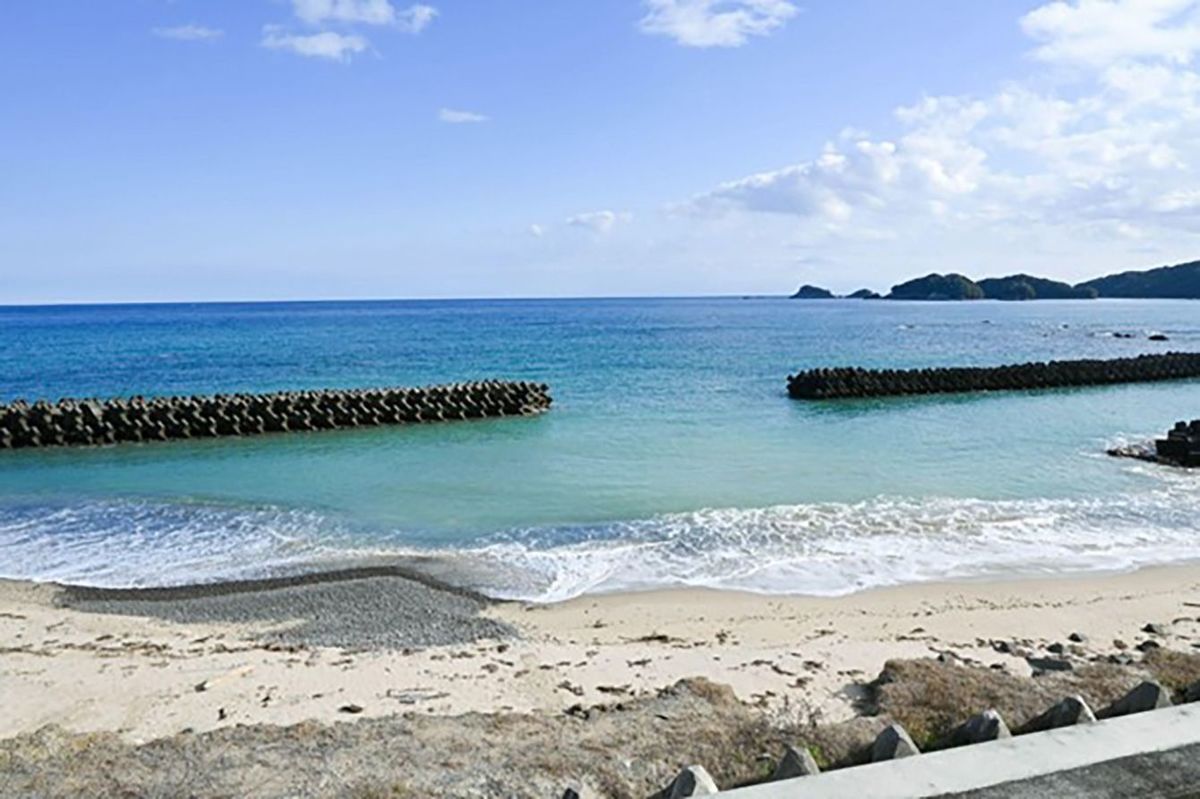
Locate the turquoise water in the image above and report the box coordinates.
[1,298,1198,599]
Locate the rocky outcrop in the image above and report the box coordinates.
[791,284,835,299]
[0,380,552,450]
[1108,419,1200,468]
[887,273,984,301]
[1080,259,1200,299]
[977,275,1097,300]
[787,352,1200,400]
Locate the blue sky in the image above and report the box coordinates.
[3,0,1200,303]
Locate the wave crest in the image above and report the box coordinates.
[3,478,1198,601]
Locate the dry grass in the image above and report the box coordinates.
[0,678,809,799]
[5,654,1197,797]
[1142,647,1200,695]
[868,658,1146,748]
[348,784,418,799]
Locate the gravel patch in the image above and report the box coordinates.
[57,566,517,649]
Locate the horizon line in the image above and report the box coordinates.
[0,292,791,310]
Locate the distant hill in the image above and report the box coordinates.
[787,259,1200,301]
[978,274,1097,301]
[888,273,984,301]
[1079,260,1200,299]
[791,284,835,299]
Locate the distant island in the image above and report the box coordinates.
[791,258,1200,301]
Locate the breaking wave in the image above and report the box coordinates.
[3,467,1198,601]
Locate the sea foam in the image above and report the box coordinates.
[2,468,1197,601]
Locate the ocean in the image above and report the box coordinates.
[1,297,1197,600]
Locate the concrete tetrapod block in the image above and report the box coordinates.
[770,745,821,781]
[871,723,920,762]
[1019,695,1097,733]
[665,765,720,797]
[1101,680,1173,719]
[947,709,1011,747]
[561,787,592,799]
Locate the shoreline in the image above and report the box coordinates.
[27,549,1200,609]
[16,541,1200,603]
[3,562,1200,744]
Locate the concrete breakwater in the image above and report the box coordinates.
[0,380,552,450]
[787,352,1200,400]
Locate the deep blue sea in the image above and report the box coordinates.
[1,297,1198,600]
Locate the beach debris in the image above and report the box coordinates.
[770,744,821,780]
[557,680,584,697]
[193,680,208,693]
[1143,622,1170,636]
[871,723,920,761]
[946,709,1011,747]
[1026,656,1073,674]
[1019,695,1097,733]
[1184,680,1200,703]
[1101,681,1172,718]
[1067,632,1088,643]
[386,689,449,705]
[596,684,631,695]
[662,765,719,797]
[1137,640,1161,652]
[338,703,365,714]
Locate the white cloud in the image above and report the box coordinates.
[1021,0,1200,65]
[639,0,798,47]
[566,210,633,233]
[291,0,437,32]
[687,0,1200,256]
[1153,187,1200,211]
[397,4,438,33]
[261,27,369,61]
[529,224,545,238]
[439,108,489,124]
[152,24,224,41]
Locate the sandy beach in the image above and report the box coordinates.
[3,564,1200,744]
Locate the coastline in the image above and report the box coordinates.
[3,562,1200,743]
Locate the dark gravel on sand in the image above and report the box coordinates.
[57,566,517,649]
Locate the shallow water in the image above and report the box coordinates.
[1,297,1197,599]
